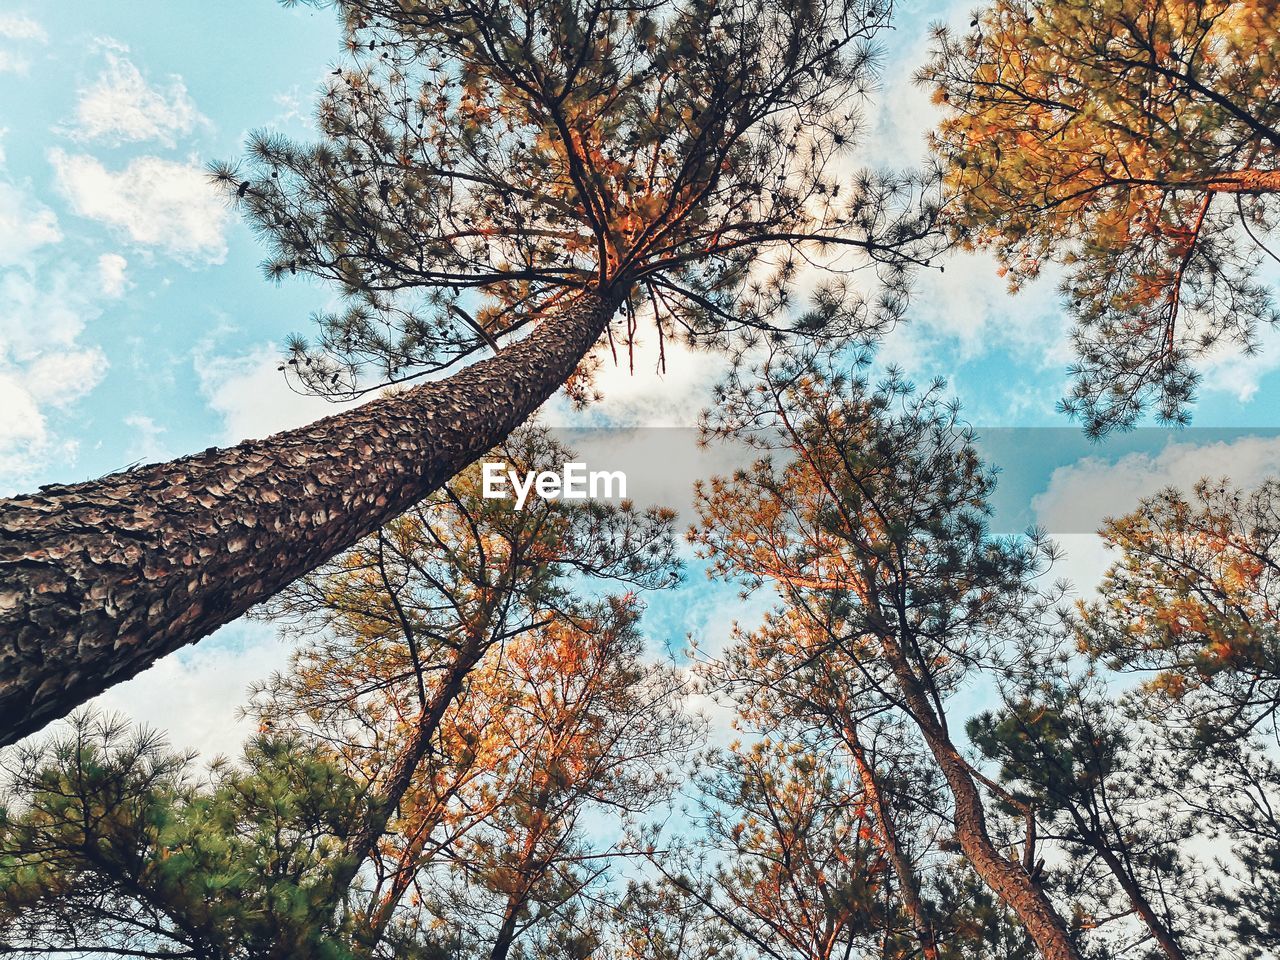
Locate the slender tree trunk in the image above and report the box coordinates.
[489,784,552,960]
[1200,168,1280,193]
[490,897,524,960]
[1078,821,1188,960]
[842,721,941,960]
[877,632,1084,960]
[360,798,449,952]
[350,553,526,952]
[334,621,495,907]
[0,287,624,746]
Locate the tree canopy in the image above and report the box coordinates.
[922,0,1280,434]
[221,0,940,399]
[10,3,1280,959]
[0,0,943,745]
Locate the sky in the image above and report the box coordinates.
[3,0,1280,759]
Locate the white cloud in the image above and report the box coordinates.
[0,268,109,489]
[1046,533,1114,600]
[0,181,61,266]
[71,52,206,147]
[877,249,1070,378]
[861,38,942,170]
[0,379,81,491]
[0,51,31,75]
[24,348,107,407]
[97,252,128,297]
[1030,438,1280,598]
[90,620,295,760]
[857,0,970,170]
[0,373,45,448]
[1197,259,1280,404]
[544,329,728,428]
[197,344,361,444]
[0,174,111,491]
[0,269,95,359]
[1033,434,1280,535]
[0,13,45,76]
[0,14,47,42]
[123,412,172,464]
[50,149,229,263]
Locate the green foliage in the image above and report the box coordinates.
[0,712,373,960]
[968,671,1216,958]
[928,860,1038,960]
[600,881,739,960]
[1221,825,1280,958]
[216,0,938,398]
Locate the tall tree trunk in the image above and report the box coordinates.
[842,721,941,960]
[0,287,624,746]
[877,631,1084,960]
[333,627,491,908]
[1075,818,1188,960]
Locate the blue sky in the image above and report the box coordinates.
[3,0,1280,755]
[0,1,351,491]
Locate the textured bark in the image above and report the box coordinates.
[1199,168,1280,193]
[0,287,622,746]
[876,631,1084,960]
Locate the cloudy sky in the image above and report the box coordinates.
[4,0,1280,757]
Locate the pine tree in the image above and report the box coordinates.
[1077,478,1280,741]
[968,669,1212,959]
[599,881,738,960]
[422,611,698,960]
[688,353,1084,960]
[0,429,696,959]
[246,425,685,942]
[639,729,1036,960]
[1072,477,1280,959]
[1198,743,1280,959]
[920,0,1280,435]
[687,739,915,960]
[703,606,952,960]
[0,712,376,960]
[0,0,937,745]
